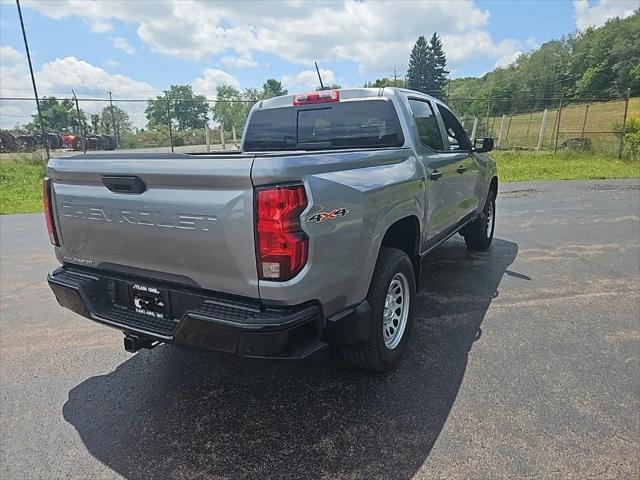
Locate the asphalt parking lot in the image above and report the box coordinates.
[1,179,638,480]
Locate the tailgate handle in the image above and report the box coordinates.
[102,176,147,194]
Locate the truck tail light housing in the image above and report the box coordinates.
[43,177,59,246]
[255,184,308,281]
[293,90,339,106]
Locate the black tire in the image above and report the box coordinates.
[341,247,416,372]
[462,189,495,251]
[16,135,36,152]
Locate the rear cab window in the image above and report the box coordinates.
[244,99,404,151]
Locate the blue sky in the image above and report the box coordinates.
[0,0,637,106]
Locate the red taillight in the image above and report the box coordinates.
[43,177,59,246]
[255,184,308,281]
[293,90,339,106]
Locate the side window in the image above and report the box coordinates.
[437,105,471,151]
[408,99,443,151]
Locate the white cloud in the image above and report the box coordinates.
[220,53,258,68]
[109,36,135,55]
[89,21,114,33]
[20,0,522,75]
[574,0,637,30]
[104,59,120,68]
[0,55,156,128]
[192,68,240,96]
[1,45,23,64]
[281,69,336,92]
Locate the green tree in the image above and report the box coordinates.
[407,35,433,94]
[90,114,100,134]
[364,77,406,88]
[445,10,640,118]
[314,83,342,91]
[24,97,86,132]
[262,79,287,98]
[429,33,449,99]
[145,85,209,131]
[100,105,133,136]
[211,84,247,133]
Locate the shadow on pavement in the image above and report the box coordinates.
[63,238,518,479]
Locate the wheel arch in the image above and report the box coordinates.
[380,215,422,289]
[490,176,498,194]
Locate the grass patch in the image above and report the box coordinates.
[494,150,640,182]
[0,155,46,214]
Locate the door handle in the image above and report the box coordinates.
[456,165,467,174]
[102,175,147,194]
[429,170,443,181]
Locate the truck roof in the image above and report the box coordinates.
[255,87,446,111]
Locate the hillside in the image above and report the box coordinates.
[448,10,640,117]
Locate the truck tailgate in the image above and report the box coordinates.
[47,153,259,298]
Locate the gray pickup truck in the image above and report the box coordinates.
[46,87,497,372]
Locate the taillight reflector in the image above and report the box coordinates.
[255,185,308,281]
[293,90,339,106]
[43,177,59,246]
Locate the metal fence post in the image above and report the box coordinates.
[505,113,513,147]
[525,110,534,147]
[232,125,237,145]
[108,91,118,147]
[553,96,564,153]
[72,90,87,154]
[497,114,507,147]
[471,117,478,142]
[165,94,174,153]
[580,102,590,139]
[618,88,631,159]
[537,108,549,150]
[484,95,492,136]
[220,125,225,150]
[16,0,49,161]
[205,123,210,152]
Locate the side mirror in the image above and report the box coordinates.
[473,137,494,153]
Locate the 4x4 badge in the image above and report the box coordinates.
[307,208,350,223]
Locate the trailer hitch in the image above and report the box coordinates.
[124,334,160,353]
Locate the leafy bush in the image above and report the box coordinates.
[623,116,640,160]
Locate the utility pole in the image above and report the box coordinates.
[107,91,118,147]
[16,0,49,160]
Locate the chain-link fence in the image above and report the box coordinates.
[0,96,255,157]
[450,94,637,156]
[1,93,637,158]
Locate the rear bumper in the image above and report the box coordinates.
[47,267,325,358]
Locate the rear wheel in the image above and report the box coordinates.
[462,189,495,251]
[341,247,415,372]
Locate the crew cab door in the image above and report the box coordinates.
[435,105,479,220]
[407,98,459,243]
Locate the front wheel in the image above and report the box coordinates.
[462,189,496,251]
[341,247,416,372]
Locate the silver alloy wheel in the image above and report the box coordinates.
[486,199,494,238]
[383,272,410,349]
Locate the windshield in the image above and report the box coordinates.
[243,99,404,151]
